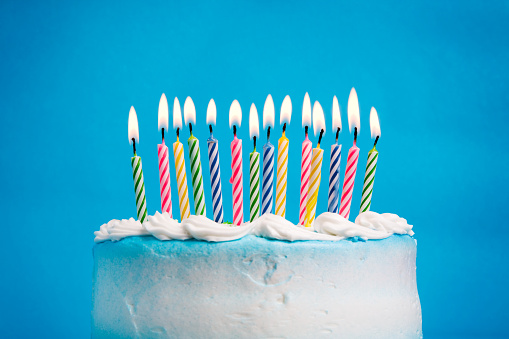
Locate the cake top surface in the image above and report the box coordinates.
[95,211,414,244]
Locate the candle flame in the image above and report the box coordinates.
[370,107,381,138]
[183,96,196,126]
[347,88,360,133]
[249,103,259,139]
[229,99,242,128]
[280,95,292,125]
[332,95,342,131]
[302,92,311,128]
[312,101,326,136]
[263,94,275,129]
[128,106,139,144]
[206,99,217,125]
[158,93,169,131]
[173,97,182,129]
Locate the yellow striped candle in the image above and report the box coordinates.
[275,95,292,218]
[304,145,323,227]
[173,132,191,220]
[275,131,289,217]
[172,97,191,221]
[305,101,326,228]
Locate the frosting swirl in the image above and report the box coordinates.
[94,211,414,243]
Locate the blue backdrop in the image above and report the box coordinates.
[1,0,508,337]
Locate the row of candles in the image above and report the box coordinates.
[127,88,381,227]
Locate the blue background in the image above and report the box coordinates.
[1,0,508,337]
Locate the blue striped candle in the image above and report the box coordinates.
[207,131,224,223]
[328,143,342,213]
[262,139,274,215]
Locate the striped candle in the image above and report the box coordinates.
[230,135,243,225]
[340,88,361,220]
[249,150,260,221]
[128,106,148,223]
[207,134,224,223]
[188,135,206,216]
[299,136,312,225]
[157,142,172,217]
[328,143,342,213]
[299,93,312,225]
[157,94,172,217]
[339,144,360,219]
[173,137,191,220]
[262,140,274,215]
[360,146,378,212]
[360,107,381,213]
[275,132,289,217]
[304,147,324,227]
[305,100,326,227]
[131,155,148,223]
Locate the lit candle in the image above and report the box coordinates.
[339,88,361,220]
[360,107,381,212]
[184,97,206,216]
[128,106,148,223]
[229,100,243,225]
[249,103,260,222]
[261,94,275,215]
[304,101,325,227]
[157,94,173,218]
[275,95,292,218]
[328,95,342,213]
[206,99,224,223]
[172,98,191,220]
[299,93,312,225]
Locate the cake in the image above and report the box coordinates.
[92,212,422,338]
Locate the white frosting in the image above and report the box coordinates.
[94,211,414,243]
[355,211,415,236]
[94,218,149,242]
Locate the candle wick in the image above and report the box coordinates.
[189,123,193,136]
[354,127,358,145]
[253,136,257,151]
[336,127,340,142]
[176,127,180,142]
[209,124,213,136]
[317,129,324,147]
[267,126,271,141]
[132,138,136,156]
[374,135,379,147]
[304,125,308,137]
[162,128,165,142]
[233,125,237,137]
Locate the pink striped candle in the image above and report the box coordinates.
[299,130,312,225]
[229,100,243,226]
[157,94,172,217]
[299,93,312,225]
[339,140,359,219]
[157,141,172,217]
[339,88,361,220]
[230,133,243,225]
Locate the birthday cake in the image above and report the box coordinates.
[92,212,422,338]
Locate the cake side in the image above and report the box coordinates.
[92,235,422,339]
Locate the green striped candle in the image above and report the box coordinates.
[249,149,260,222]
[360,107,381,213]
[249,103,261,222]
[360,146,378,212]
[131,155,148,222]
[128,106,148,223]
[188,133,206,216]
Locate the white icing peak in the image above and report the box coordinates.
[94,211,414,243]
